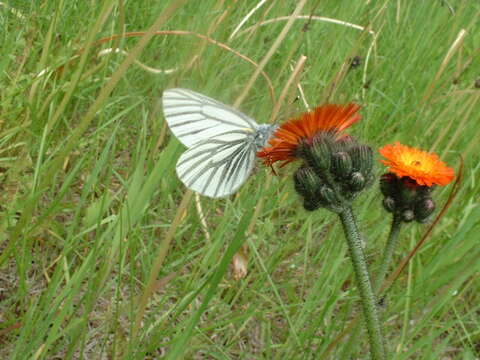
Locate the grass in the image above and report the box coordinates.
[0,0,479,359]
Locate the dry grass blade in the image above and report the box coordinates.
[234,0,308,107]
[441,92,479,158]
[195,193,211,243]
[292,62,311,110]
[233,15,376,39]
[97,48,178,74]
[422,29,467,104]
[232,245,248,280]
[269,55,307,123]
[362,24,383,100]
[229,0,268,40]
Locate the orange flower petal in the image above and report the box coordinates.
[379,142,454,187]
[257,103,361,166]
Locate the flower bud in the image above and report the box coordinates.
[402,209,415,222]
[414,198,435,222]
[416,185,435,199]
[379,173,398,197]
[305,134,334,172]
[348,171,366,192]
[380,173,437,222]
[319,185,339,206]
[315,185,344,213]
[331,134,357,153]
[295,139,311,162]
[383,197,396,213]
[294,166,323,199]
[398,177,420,203]
[331,151,353,178]
[349,145,373,176]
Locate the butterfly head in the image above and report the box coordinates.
[254,124,278,150]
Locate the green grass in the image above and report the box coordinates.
[1,0,479,359]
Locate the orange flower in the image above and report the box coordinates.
[257,104,361,166]
[379,142,454,187]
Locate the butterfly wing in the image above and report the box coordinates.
[162,88,259,148]
[175,129,257,198]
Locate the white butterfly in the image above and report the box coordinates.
[162,88,277,198]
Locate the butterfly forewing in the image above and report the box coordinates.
[175,130,257,198]
[162,88,259,148]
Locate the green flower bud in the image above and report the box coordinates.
[414,198,435,222]
[331,151,353,178]
[332,134,357,153]
[316,185,344,213]
[382,197,396,213]
[398,178,420,204]
[416,185,435,199]
[349,171,366,192]
[294,166,323,199]
[295,140,309,161]
[319,185,338,206]
[349,145,373,176]
[380,173,399,197]
[402,209,415,222]
[305,134,334,172]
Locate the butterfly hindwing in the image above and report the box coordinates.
[175,130,257,198]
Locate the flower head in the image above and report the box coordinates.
[257,104,361,166]
[379,142,454,187]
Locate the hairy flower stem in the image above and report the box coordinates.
[374,211,403,293]
[339,207,386,360]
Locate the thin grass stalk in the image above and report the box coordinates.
[132,189,193,337]
[234,0,307,107]
[165,197,259,359]
[234,15,376,39]
[26,0,65,124]
[398,232,414,353]
[374,211,403,293]
[269,54,307,123]
[421,29,467,104]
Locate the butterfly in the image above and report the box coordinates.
[162,88,277,198]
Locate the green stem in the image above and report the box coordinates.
[339,207,386,360]
[374,211,403,293]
